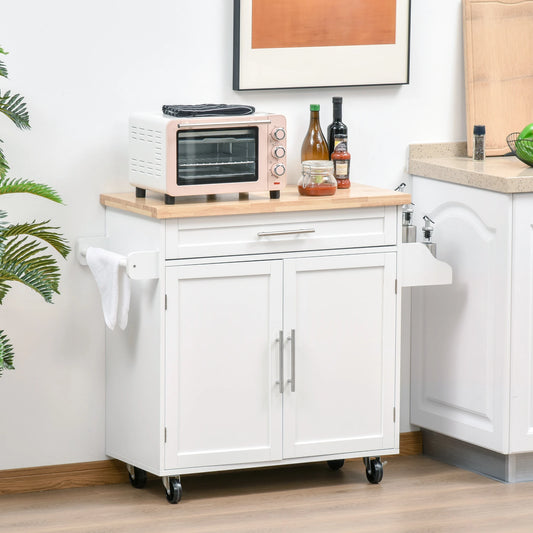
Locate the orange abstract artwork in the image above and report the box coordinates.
[252,0,397,49]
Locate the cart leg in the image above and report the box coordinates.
[162,475,182,504]
[126,464,147,489]
[363,456,384,484]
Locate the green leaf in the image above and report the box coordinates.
[0,177,64,203]
[0,280,11,302]
[0,236,62,303]
[0,329,15,377]
[0,140,8,178]
[0,90,30,130]
[0,47,7,79]
[3,221,71,259]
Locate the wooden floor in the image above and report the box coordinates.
[2,455,533,532]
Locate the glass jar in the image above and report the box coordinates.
[298,160,337,196]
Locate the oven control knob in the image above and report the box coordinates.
[272,164,286,177]
[271,127,286,141]
[272,145,286,159]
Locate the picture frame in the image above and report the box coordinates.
[233,0,411,91]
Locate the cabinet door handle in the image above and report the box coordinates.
[275,330,284,394]
[257,228,316,237]
[287,329,296,392]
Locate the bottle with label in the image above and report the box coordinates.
[301,104,329,162]
[331,134,351,189]
[327,96,348,157]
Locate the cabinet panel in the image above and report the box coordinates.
[282,253,397,458]
[165,261,283,469]
[511,195,533,452]
[411,178,512,453]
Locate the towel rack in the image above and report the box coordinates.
[76,237,159,280]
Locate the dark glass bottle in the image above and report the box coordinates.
[327,96,348,157]
[301,104,329,162]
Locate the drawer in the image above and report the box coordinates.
[165,206,397,259]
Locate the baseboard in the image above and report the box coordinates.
[0,432,422,496]
[0,459,128,496]
[399,430,423,456]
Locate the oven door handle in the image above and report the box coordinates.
[177,119,271,128]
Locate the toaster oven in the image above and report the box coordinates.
[129,112,287,203]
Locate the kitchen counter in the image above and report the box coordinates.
[100,184,410,219]
[409,142,533,193]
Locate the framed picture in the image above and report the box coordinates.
[233,0,411,90]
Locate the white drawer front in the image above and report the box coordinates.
[165,207,397,259]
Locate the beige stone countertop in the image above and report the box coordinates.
[100,184,410,219]
[409,142,533,193]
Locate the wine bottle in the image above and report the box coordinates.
[301,104,329,162]
[327,96,348,157]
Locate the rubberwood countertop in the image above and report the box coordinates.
[100,185,410,220]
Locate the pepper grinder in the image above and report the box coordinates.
[422,215,437,257]
[473,125,486,161]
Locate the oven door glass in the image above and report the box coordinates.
[177,127,258,185]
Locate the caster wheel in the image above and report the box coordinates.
[165,477,182,504]
[128,466,147,489]
[365,458,383,484]
[327,459,345,471]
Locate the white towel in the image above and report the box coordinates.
[86,247,131,330]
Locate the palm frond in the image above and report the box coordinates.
[0,237,62,303]
[0,47,7,79]
[0,280,11,302]
[0,140,8,178]
[0,329,15,377]
[3,221,71,258]
[0,177,63,203]
[0,90,30,130]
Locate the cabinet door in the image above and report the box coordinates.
[282,253,397,458]
[165,261,283,469]
[511,194,533,453]
[411,178,512,453]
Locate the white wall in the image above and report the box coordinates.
[0,0,465,469]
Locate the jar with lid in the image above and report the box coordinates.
[298,160,337,196]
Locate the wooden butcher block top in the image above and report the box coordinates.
[463,0,533,156]
[100,185,410,220]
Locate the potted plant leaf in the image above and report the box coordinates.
[0,46,70,376]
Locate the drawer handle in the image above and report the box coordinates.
[257,228,316,237]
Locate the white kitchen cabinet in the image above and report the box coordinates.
[410,158,533,481]
[510,194,533,454]
[164,253,397,472]
[94,186,415,502]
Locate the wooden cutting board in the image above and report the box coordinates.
[463,0,533,156]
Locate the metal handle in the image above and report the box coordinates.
[257,228,316,238]
[177,119,271,128]
[276,330,284,394]
[287,329,295,392]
